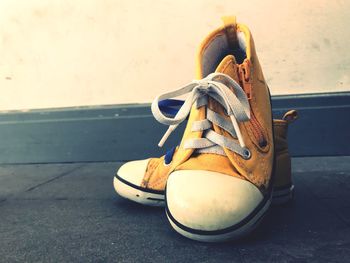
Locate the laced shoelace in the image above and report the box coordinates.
[151,73,252,159]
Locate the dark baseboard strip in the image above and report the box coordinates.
[0,92,349,164]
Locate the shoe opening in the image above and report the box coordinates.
[201,30,247,77]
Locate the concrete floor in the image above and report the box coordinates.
[0,157,350,262]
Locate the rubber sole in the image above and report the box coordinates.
[272,184,295,205]
[113,175,164,206]
[113,174,294,207]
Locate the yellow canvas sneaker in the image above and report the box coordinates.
[114,16,295,241]
[114,111,297,207]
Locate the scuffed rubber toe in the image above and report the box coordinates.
[114,159,165,206]
[116,159,149,186]
[165,170,270,242]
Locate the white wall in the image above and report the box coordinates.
[0,0,349,111]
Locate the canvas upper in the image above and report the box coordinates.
[115,17,297,208]
[144,17,274,195]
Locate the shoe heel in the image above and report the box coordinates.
[272,184,294,205]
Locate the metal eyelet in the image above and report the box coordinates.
[242,148,251,160]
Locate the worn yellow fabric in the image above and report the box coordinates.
[142,17,290,193]
[175,17,273,192]
[221,16,236,28]
[141,118,294,192]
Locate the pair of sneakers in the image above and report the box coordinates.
[113,17,297,242]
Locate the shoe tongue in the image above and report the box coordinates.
[177,56,242,178]
[203,55,241,175]
[214,54,240,84]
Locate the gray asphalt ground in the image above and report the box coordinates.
[1,157,350,262]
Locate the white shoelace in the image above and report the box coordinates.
[151,73,252,159]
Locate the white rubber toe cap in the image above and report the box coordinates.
[116,159,150,186]
[166,170,264,232]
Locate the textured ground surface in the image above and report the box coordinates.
[0,157,350,262]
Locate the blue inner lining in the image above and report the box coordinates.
[159,99,184,164]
